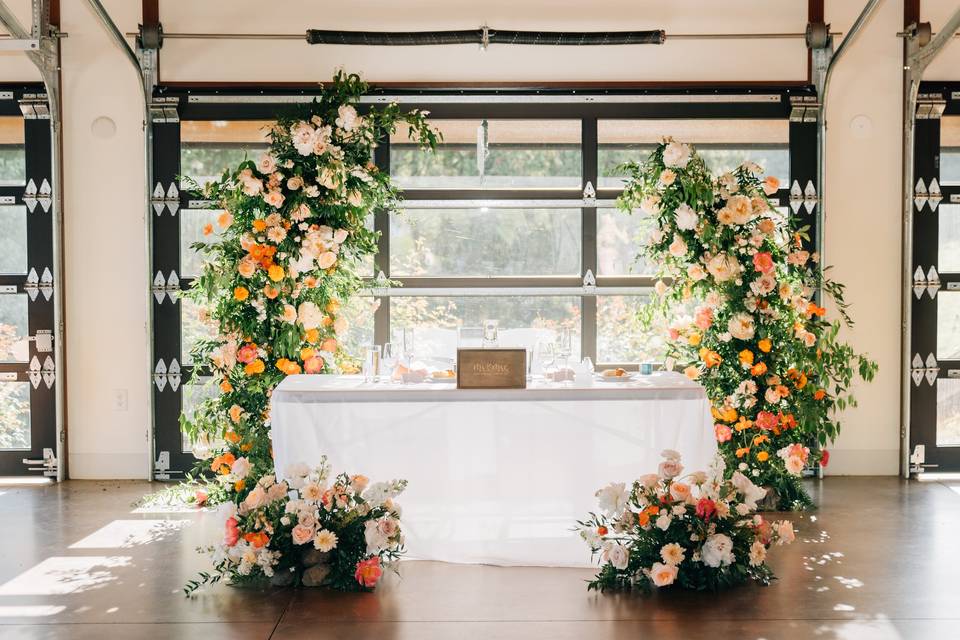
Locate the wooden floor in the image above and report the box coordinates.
[0,476,957,639]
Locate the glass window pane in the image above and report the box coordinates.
[0,116,25,187]
[938,292,960,360]
[0,205,27,274]
[942,116,960,186]
[598,119,790,189]
[597,207,654,276]
[938,378,960,447]
[0,381,30,450]
[597,295,666,364]
[338,295,377,360]
[181,297,217,366]
[180,120,273,186]
[0,294,29,362]
[391,120,581,189]
[939,205,960,273]
[181,376,218,453]
[390,295,581,361]
[391,208,581,277]
[180,209,224,278]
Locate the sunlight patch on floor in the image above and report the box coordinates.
[69,519,191,549]
[0,556,132,596]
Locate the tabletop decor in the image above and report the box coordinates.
[617,139,877,509]
[577,451,794,592]
[174,71,436,591]
[456,348,527,389]
[184,456,407,595]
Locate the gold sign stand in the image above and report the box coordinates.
[456,348,527,389]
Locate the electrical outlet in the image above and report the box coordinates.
[113,388,128,412]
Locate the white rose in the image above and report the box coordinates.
[656,514,672,531]
[674,203,698,231]
[727,312,756,341]
[603,542,630,570]
[297,301,324,330]
[336,104,362,131]
[701,533,735,568]
[595,482,629,516]
[706,253,740,282]
[230,456,251,480]
[662,141,691,168]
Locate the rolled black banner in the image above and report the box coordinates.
[305,28,665,46]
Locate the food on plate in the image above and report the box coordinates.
[546,368,576,382]
[431,369,456,379]
[601,368,629,378]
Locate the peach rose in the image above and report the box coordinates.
[763,175,780,195]
[304,356,325,374]
[669,482,691,502]
[317,251,337,270]
[650,562,679,587]
[238,257,257,278]
[291,523,315,546]
[319,338,338,353]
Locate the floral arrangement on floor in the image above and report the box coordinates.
[578,451,795,592]
[175,71,437,591]
[616,140,877,508]
[185,457,407,595]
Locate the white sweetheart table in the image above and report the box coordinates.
[270,372,716,567]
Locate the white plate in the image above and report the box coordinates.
[595,374,636,383]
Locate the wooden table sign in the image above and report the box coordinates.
[456,348,527,389]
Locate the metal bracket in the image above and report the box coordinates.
[154,358,168,391]
[910,353,938,387]
[149,95,178,123]
[28,355,41,389]
[914,177,942,212]
[151,181,179,216]
[152,270,180,303]
[21,177,51,213]
[582,181,596,201]
[582,269,596,292]
[916,93,946,119]
[788,179,818,214]
[18,92,49,118]
[23,266,53,301]
[788,95,821,123]
[154,450,175,480]
[22,447,57,477]
[168,358,181,392]
[371,271,390,297]
[912,265,940,299]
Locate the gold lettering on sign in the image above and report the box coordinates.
[457,348,526,389]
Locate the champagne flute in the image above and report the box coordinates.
[381,342,399,383]
[402,327,415,366]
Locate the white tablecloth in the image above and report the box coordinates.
[271,372,716,567]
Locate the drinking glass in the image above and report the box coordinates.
[538,341,556,373]
[381,343,399,382]
[482,319,499,348]
[362,344,381,383]
[556,327,572,368]
[402,327,415,365]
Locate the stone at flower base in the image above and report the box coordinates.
[301,548,331,567]
[270,569,295,587]
[757,487,780,511]
[302,563,332,587]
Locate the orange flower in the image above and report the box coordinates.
[220,379,233,393]
[735,416,753,432]
[780,412,797,429]
[217,211,233,228]
[240,442,253,452]
[684,365,700,380]
[321,315,334,328]
[320,338,338,353]
[275,358,302,376]
[268,264,285,282]
[738,349,754,367]
[688,333,702,346]
[753,434,769,446]
[252,219,267,232]
[699,347,722,368]
[326,299,341,314]
[202,223,213,236]
[813,389,826,400]
[263,284,279,299]
[637,511,651,527]
[210,451,235,474]
[756,451,770,462]
[776,384,791,398]
[807,303,826,317]
[735,447,751,459]
[750,362,767,377]
[244,359,265,376]
[224,430,241,444]
[234,479,246,491]
[304,328,319,344]
[243,532,270,549]
[597,525,608,536]
[758,338,772,353]
[233,286,249,301]
[228,404,243,423]
[300,347,316,361]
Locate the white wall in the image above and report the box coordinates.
[1,0,960,478]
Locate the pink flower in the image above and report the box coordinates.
[669,482,691,502]
[658,458,683,480]
[695,498,716,521]
[650,561,679,587]
[194,490,208,507]
[237,344,258,365]
[775,520,796,544]
[304,356,325,374]
[715,423,732,442]
[820,450,830,467]
[752,251,774,274]
[355,556,383,588]
[224,517,240,547]
[292,523,315,546]
[694,307,714,330]
[755,411,778,431]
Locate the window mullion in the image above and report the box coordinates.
[581,116,599,363]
